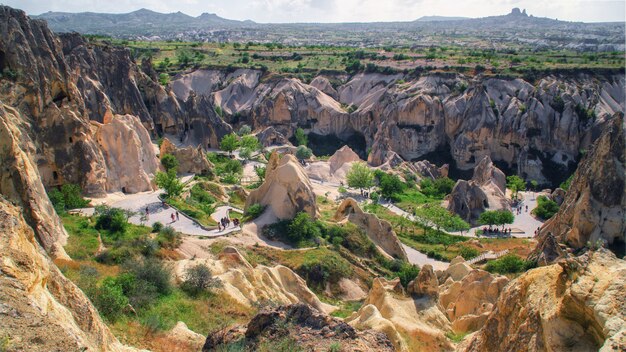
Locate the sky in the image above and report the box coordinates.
[3,0,625,23]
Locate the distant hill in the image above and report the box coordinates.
[415,16,469,22]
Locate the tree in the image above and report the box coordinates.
[240,135,259,151]
[160,154,179,172]
[533,196,559,220]
[347,162,374,196]
[238,125,252,136]
[294,128,308,146]
[287,212,321,243]
[239,147,252,161]
[414,204,469,232]
[479,210,514,230]
[295,145,313,161]
[506,175,526,200]
[255,166,266,181]
[155,169,184,198]
[375,170,406,200]
[219,133,240,156]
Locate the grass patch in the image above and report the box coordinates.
[330,300,363,319]
[446,331,470,343]
[395,188,438,213]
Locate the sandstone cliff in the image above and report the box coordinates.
[245,151,319,220]
[531,115,625,263]
[464,249,626,352]
[159,137,213,175]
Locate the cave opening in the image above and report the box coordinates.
[121,187,127,194]
[300,132,367,160]
[0,50,5,72]
[413,147,473,181]
[608,237,625,259]
[52,171,58,180]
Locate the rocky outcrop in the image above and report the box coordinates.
[203,304,394,352]
[464,249,626,352]
[407,264,439,298]
[173,247,332,313]
[532,115,625,262]
[447,156,509,224]
[335,198,407,260]
[245,151,319,220]
[412,160,449,180]
[256,126,289,147]
[439,269,509,333]
[0,197,135,351]
[306,145,360,183]
[94,114,159,193]
[346,277,453,352]
[328,145,361,173]
[159,137,213,175]
[163,322,206,352]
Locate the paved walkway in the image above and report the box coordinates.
[402,244,449,270]
[80,190,242,238]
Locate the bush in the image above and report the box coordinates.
[485,254,534,274]
[161,154,179,172]
[152,222,164,233]
[244,203,265,220]
[95,206,128,235]
[287,212,322,244]
[420,177,455,199]
[238,125,252,136]
[295,145,313,160]
[458,245,480,260]
[125,258,172,296]
[94,277,128,322]
[298,255,352,287]
[155,169,184,198]
[369,191,380,203]
[158,226,180,248]
[48,184,90,213]
[533,195,559,220]
[375,170,406,200]
[190,184,216,204]
[391,260,420,288]
[181,263,219,296]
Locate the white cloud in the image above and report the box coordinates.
[2,0,624,22]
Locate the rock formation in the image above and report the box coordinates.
[0,197,135,351]
[94,114,159,193]
[245,151,319,220]
[407,264,439,298]
[412,160,449,180]
[173,247,333,313]
[159,137,213,175]
[346,277,453,352]
[328,145,361,174]
[163,321,206,352]
[306,145,360,183]
[447,156,509,224]
[464,249,626,351]
[203,304,394,352]
[532,115,625,262]
[334,198,408,260]
[439,269,509,333]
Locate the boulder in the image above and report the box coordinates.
[328,145,361,174]
[159,137,213,175]
[444,260,473,282]
[532,115,625,259]
[407,264,439,298]
[334,198,407,260]
[245,151,319,220]
[256,126,290,147]
[164,322,206,352]
[550,187,566,206]
[464,249,626,351]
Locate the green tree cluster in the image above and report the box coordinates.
[347,162,374,195]
[478,210,515,229]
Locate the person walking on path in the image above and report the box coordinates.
[171,213,175,223]
[176,211,180,221]
[145,206,149,220]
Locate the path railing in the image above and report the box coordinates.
[466,249,509,265]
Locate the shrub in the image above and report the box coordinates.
[238,125,252,136]
[299,255,352,287]
[458,245,480,260]
[152,222,164,233]
[375,170,405,200]
[420,177,455,199]
[294,128,308,146]
[392,260,420,288]
[181,263,220,296]
[560,174,573,191]
[48,188,66,214]
[158,226,179,248]
[125,258,172,296]
[190,184,216,204]
[48,184,90,213]
[485,254,534,274]
[93,277,128,322]
[295,145,313,160]
[533,195,559,220]
[244,203,265,220]
[95,206,128,235]
[160,154,179,172]
[155,169,184,198]
[287,212,322,244]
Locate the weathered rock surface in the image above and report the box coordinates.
[335,198,407,260]
[163,321,206,352]
[94,114,159,193]
[0,197,136,351]
[203,304,394,352]
[306,145,360,183]
[173,247,333,313]
[407,264,440,298]
[159,137,213,175]
[447,156,509,224]
[439,269,509,333]
[464,249,626,352]
[412,160,449,180]
[245,151,319,220]
[532,115,625,262]
[346,277,453,352]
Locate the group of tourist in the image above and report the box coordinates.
[513,203,529,215]
[218,216,240,231]
[481,227,513,237]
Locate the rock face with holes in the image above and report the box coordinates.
[159,137,213,175]
[245,151,319,220]
[203,304,394,352]
[464,249,626,352]
[532,115,625,263]
[447,156,510,224]
[334,198,407,260]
